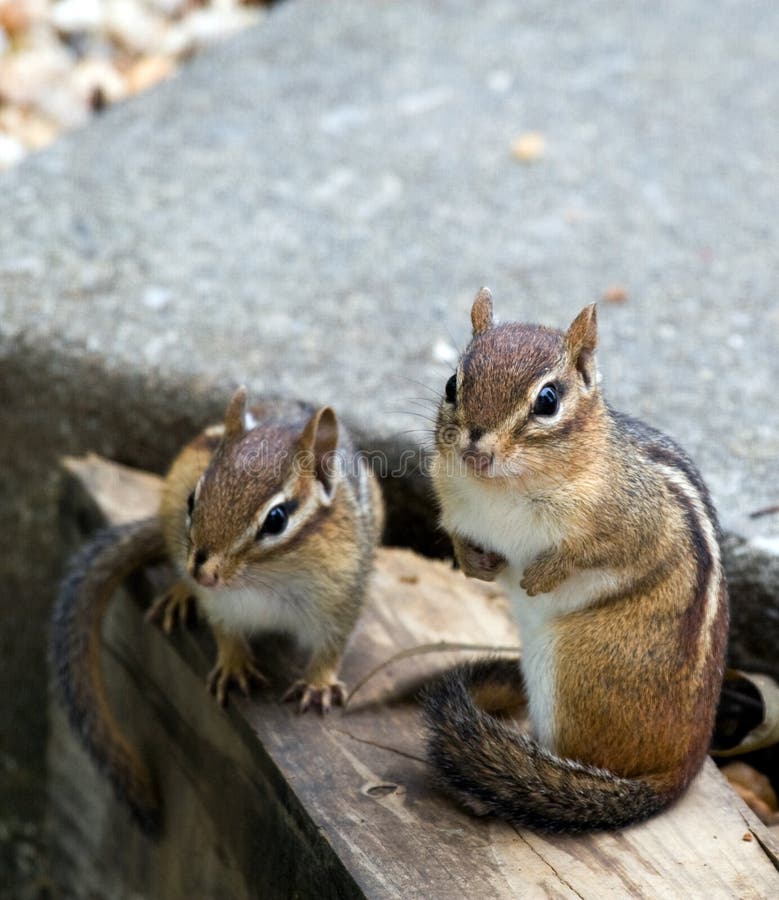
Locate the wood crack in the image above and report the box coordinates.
[334,727,428,765]
[517,831,585,899]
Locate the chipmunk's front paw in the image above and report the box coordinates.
[454,536,507,582]
[521,552,568,596]
[283,679,347,714]
[146,581,197,634]
[207,643,268,707]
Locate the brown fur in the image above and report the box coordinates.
[425,291,729,832]
[51,519,167,832]
[51,389,383,832]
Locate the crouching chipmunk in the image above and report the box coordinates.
[423,289,728,832]
[51,387,383,832]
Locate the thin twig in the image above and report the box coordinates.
[749,504,779,519]
[345,641,520,708]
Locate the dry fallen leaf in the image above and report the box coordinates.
[0,0,37,37]
[722,761,778,810]
[722,761,779,826]
[603,285,629,304]
[714,670,779,757]
[511,132,545,163]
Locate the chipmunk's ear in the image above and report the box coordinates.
[565,304,599,389]
[299,406,339,498]
[471,287,495,336]
[223,386,248,441]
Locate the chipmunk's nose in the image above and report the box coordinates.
[463,445,494,474]
[462,427,493,473]
[196,569,219,588]
[464,451,493,473]
[191,548,220,588]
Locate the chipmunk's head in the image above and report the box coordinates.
[435,288,603,483]
[185,387,339,589]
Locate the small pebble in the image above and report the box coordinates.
[0,0,43,37]
[0,46,73,106]
[34,82,89,129]
[146,0,188,16]
[511,131,546,163]
[71,57,127,106]
[104,0,166,55]
[125,54,174,94]
[182,5,262,52]
[0,132,25,169]
[50,0,103,34]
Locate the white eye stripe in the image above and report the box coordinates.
[487,374,566,435]
[236,472,324,551]
[244,491,287,543]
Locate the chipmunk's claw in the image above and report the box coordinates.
[453,536,507,582]
[207,655,267,707]
[521,551,570,596]
[146,581,197,634]
[283,680,347,714]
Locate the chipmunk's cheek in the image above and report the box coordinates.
[497,448,524,478]
[220,558,245,588]
[437,420,465,450]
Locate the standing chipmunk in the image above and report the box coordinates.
[423,288,728,832]
[51,387,383,832]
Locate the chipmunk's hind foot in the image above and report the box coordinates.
[283,679,347,714]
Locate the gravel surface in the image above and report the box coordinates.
[0,0,265,169]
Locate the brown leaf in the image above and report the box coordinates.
[603,285,629,304]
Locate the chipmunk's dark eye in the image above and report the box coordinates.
[445,374,457,404]
[258,503,288,539]
[533,384,559,417]
[187,491,195,518]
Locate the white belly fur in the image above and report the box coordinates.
[436,468,618,750]
[194,574,327,652]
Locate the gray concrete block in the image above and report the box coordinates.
[1,0,777,836]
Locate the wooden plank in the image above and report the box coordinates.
[50,455,779,899]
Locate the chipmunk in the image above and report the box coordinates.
[51,387,383,832]
[423,288,728,833]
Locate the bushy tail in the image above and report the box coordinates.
[422,658,668,833]
[50,519,167,834]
